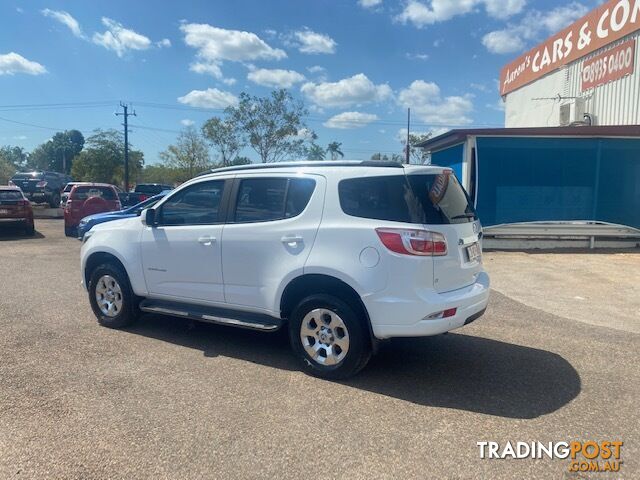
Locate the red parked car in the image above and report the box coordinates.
[64,183,121,237]
[0,186,35,236]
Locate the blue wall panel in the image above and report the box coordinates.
[431,143,464,180]
[473,137,640,228]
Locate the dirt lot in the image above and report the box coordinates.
[1,220,638,479]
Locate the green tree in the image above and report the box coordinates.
[27,130,84,173]
[401,132,432,164]
[229,156,251,166]
[326,141,344,160]
[0,157,14,184]
[306,143,326,161]
[71,129,143,186]
[370,153,389,161]
[228,89,310,163]
[159,126,212,181]
[138,164,182,185]
[201,117,245,167]
[0,145,28,170]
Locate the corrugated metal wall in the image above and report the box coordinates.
[505,31,640,127]
[566,31,640,125]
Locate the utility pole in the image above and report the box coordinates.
[405,108,411,164]
[115,102,136,191]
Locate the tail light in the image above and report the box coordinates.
[36,180,47,188]
[115,201,122,210]
[19,199,30,207]
[376,228,447,256]
[138,194,148,202]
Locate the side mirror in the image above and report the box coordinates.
[141,208,156,227]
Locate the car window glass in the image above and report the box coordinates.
[285,178,316,218]
[72,186,116,201]
[159,181,224,225]
[0,190,23,200]
[234,178,287,223]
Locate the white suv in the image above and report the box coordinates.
[81,161,489,379]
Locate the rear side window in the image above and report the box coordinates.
[234,177,315,223]
[0,190,23,200]
[339,173,476,225]
[71,186,116,201]
[159,180,224,225]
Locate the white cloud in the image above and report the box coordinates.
[92,18,152,57]
[177,88,238,108]
[307,65,325,74]
[157,38,171,48]
[292,28,337,54]
[406,52,429,60]
[301,73,392,108]
[181,119,195,126]
[398,80,473,125]
[181,23,286,62]
[0,52,47,76]
[247,68,305,88]
[41,9,84,38]
[359,0,383,8]
[482,2,588,54]
[396,0,525,27]
[324,111,379,129]
[190,62,223,78]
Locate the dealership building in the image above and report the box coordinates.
[418,0,640,246]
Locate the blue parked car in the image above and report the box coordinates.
[77,191,169,239]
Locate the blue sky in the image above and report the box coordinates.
[0,0,599,164]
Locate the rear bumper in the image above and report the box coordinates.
[0,217,30,224]
[363,271,490,339]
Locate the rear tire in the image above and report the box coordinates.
[24,223,35,236]
[49,193,60,209]
[88,263,139,328]
[289,294,371,380]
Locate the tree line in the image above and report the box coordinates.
[0,89,433,187]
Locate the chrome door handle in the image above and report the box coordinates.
[198,236,216,245]
[281,235,303,245]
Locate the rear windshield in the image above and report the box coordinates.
[71,186,116,200]
[12,172,43,180]
[338,173,476,224]
[63,183,76,192]
[0,190,23,200]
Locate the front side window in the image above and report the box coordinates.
[234,177,315,223]
[159,180,224,225]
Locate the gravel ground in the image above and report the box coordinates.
[1,220,638,479]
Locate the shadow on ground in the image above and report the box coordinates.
[0,228,44,241]
[125,314,581,419]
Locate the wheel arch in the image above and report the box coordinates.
[84,251,129,288]
[280,274,378,350]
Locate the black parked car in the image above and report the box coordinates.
[9,171,70,208]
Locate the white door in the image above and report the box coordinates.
[141,179,229,304]
[221,174,325,313]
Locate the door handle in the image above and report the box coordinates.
[281,235,303,245]
[198,236,216,245]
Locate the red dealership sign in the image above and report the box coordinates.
[581,40,636,91]
[500,0,640,95]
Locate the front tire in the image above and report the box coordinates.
[289,294,371,380]
[49,193,60,209]
[88,263,139,328]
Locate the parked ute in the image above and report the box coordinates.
[80,161,489,379]
[0,186,35,236]
[64,183,121,237]
[60,182,88,208]
[9,171,69,208]
[77,191,169,239]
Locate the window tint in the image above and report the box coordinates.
[0,190,23,200]
[159,181,224,225]
[234,177,315,223]
[339,173,476,225]
[71,186,116,201]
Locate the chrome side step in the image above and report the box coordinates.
[139,300,282,332]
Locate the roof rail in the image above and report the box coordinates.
[196,160,404,176]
